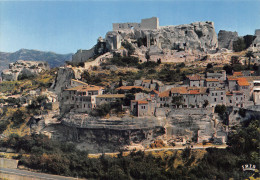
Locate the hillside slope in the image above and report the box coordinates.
[0,49,73,72]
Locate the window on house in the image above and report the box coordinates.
[215,93,217,96]
[221,97,223,100]
[214,98,217,102]
[221,92,223,95]
[212,93,214,96]
[230,100,232,103]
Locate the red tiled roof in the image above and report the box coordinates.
[116,86,144,90]
[65,85,104,92]
[189,89,200,94]
[151,90,159,94]
[131,100,148,104]
[187,74,201,81]
[206,78,219,82]
[170,87,189,94]
[159,90,170,97]
[237,77,250,86]
[143,80,152,83]
[233,72,243,77]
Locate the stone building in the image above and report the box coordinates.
[113,17,159,31]
[251,29,260,52]
[206,70,226,81]
[95,94,125,106]
[253,80,260,105]
[62,85,104,113]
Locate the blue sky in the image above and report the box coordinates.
[0,0,259,54]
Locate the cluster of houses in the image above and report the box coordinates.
[61,70,260,117]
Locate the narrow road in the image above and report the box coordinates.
[88,144,228,157]
[0,167,81,180]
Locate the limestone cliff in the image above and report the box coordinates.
[1,60,50,81]
[218,30,238,50]
[72,20,218,63]
[106,21,218,53]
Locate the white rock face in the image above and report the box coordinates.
[106,21,218,53]
[1,60,50,81]
[218,30,238,50]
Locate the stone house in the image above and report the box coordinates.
[134,79,163,91]
[185,75,204,87]
[204,79,220,88]
[131,100,150,117]
[226,91,245,107]
[95,94,125,106]
[253,80,260,105]
[116,86,144,93]
[206,70,226,81]
[208,88,226,107]
[62,85,104,113]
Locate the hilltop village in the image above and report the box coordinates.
[0,17,260,153]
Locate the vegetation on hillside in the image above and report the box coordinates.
[0,117,258,179]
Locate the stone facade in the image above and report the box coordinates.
[113,17,159,31]
[218,30,238,50]
[251,29,260,52]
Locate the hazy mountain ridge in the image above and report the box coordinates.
[0,49,73,72]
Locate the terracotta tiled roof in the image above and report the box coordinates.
[227,76,238,81]
[205,79,219,82]
[137,100,148,104]
[170,87,189,94]
[143,80,152,83]
[71,79,88,85]
[233,72,243,77]
[187,74,201,81]
[237,78,249,86]
[116,86,144,90]
[159,90,170,97]
[131,100,148,104]
[189,89,200,94]
[151,90,159,94]
[65,85,104,91]
[96,94,125,98]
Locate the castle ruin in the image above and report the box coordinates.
[112,17,159,31]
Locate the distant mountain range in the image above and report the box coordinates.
[0,49,73,72]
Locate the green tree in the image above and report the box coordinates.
[12,109,26,128]
[245,51,254,70]
[243,35,256,49]
[122,41,135,56]
[172,96,184,108]
[233,37,246,52]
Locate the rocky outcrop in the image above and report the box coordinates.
[72,37,108,63]
[51,67,75,96]
[1,60,50,81]
[218,30,238,50]
[106,21,218,53]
